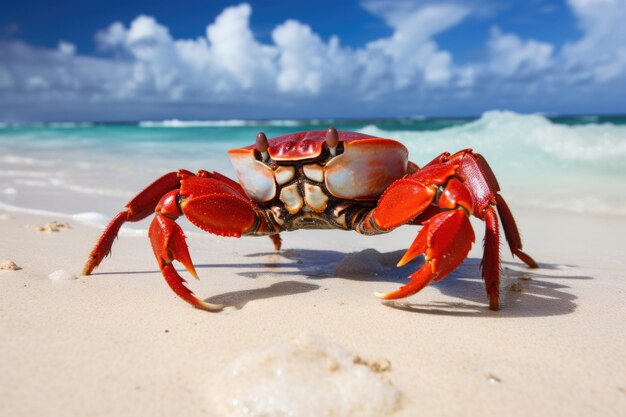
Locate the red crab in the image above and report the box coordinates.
[83,128,537,311]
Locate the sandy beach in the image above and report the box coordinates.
[1,108,625,417]
[1,201,625,416]
[3,0,626,414]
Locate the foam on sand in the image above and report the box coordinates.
[208,333,403,417]
[48,269,77,281]
[0,202,145,234]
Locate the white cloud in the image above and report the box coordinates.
[95,22,127,50]
[272,20,327,94]
[0,1,625,121]
[0,40,133,100]
[563,0,626,82]
[272,21,362,96]
[363,1,469,41]
[362,2,470,88]
[206,3,276,90]
[92,4,279,99]
[0,1,476,107]
[487,27,554,77]
[57,41,76,56]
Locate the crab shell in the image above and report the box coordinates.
[227,130,409,204]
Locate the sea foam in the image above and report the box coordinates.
[360,111,626,165]
[360,111,626,215]
[139,119,304,128]
[208,333,403,417]
[2,111,625,217]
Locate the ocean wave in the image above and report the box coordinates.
[0,155,56,166]
[0,122,93,128]
[47,122,94,128]
[0,170,53,178]
[139,118,305,128]
[2,174,132,198]
[518,197,626,216]
[0,201,146,234]
[3,110,625,218]
[359,111,626,216]
[48,179,133,198]
[575,115,599,123]
[360,110,626,164]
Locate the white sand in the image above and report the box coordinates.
[1,207,625,416]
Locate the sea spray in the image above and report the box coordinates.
[360,111,626,215]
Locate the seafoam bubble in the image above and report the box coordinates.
[208,333,403,417]
[48,270,77,281]
[71,212,112,228]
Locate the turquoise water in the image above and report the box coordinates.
[1,111,625,219]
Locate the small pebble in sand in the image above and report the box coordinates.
[48,270,77,281]
[0,213,11,220]
[37,221,71,233]
[0,260,22,271]
[487,373,502,384]
[208,333,403,417]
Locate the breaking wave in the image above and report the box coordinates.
[1,110,625,217]
[139,119,306,128]
[360,111,626,215]
[360,111,626,165]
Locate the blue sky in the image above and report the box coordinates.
[1,0,625,121]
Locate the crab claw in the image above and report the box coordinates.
[161,264,223,312]
[375,209,474,301]
[149,213,223,312]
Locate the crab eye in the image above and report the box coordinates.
[256,132,269,161]
[326,127,339,156]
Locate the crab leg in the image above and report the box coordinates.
[482,206,500,309]
[494,194,537,268]
[148,175,272,311]
[375,209,475,300]
[149,211,223,311]
[83,169,276,311]
[370,150,536,310]
[373,176,476,302]
[82,171,185,275]
[440,150,537,269]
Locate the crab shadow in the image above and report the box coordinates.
[204,280,321,310]
[381,259,589,318]
[198,248,591,317]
